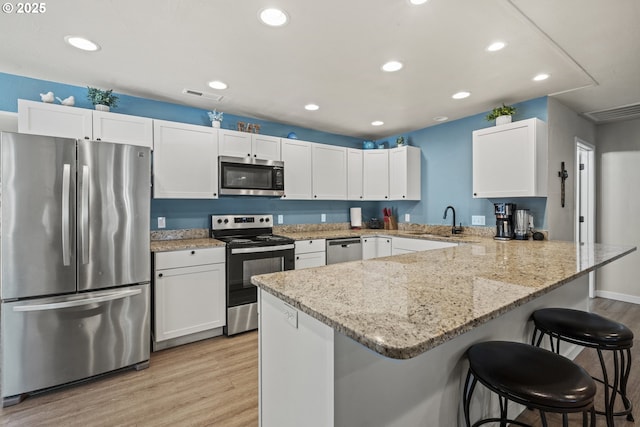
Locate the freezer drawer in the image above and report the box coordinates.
[1,284,150,402]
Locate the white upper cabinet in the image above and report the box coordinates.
[363,150,389,200]
[281,139,312,199]
[218,129,281,160]
[312,143,347,200]
[472,118,548,198]
[18,99,92,140]
[389,146,421,200]
[92,110,153,148]
[153,120,218,199]
[347,148,364,200]
[18,99,152,148]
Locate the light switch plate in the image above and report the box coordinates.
[158,217,166,229]
[404,213,410,222]
[321,213,326,222]
[471,215,485,226]
[278,214,284,224]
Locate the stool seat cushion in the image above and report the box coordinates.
[533,308,634,347]
[468,341,596,409]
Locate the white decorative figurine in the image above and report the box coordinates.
[56,96,75,106]
[40,92,55,103]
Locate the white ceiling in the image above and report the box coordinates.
[1,0,638,139]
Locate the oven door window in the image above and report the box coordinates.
[227,250,294,307]
[221,163,273,190]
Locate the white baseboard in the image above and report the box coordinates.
[595,290,640,305]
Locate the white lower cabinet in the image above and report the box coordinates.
[391,237,457,255]
[362,236,392,260]
[295,239,326,269]
[153,247,226,345]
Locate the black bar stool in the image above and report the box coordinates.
[464,341,596,427]
[532,308,634,427]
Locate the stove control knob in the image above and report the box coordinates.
[259,218,264,223]
[224,219,229,224]
[217,219,222,224]
[265,217,270,223]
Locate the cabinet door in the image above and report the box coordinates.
[378,237,392,257]
[154,262,225,341]
[389,146,421,200]
[362,237,377,260]
[347,148,364,200]
[92,110,153,148]
[252,134,281,160]
[312,143,347,200]
[363,150,389,200]
[218,129,252,158]
[472,118,547,198]
[18,99,92,140]
[153,120,218,199]
[295,251,326,269]
[281,139,312,200]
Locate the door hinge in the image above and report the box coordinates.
[579,163,585,170]
[579,216,585,223]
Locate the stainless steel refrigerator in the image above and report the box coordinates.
[0,132,151,406]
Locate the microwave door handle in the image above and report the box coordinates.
[61,164,71,266]
[80,165,90,264]
[12,289,142,312]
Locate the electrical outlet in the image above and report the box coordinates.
[277,214,284,224]
[404,213,410,222]
[321,213,326,222]
[158,217,166,229]
[471,215,485,226]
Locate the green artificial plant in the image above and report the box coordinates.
[485,104,516,121]
[87,87,119,108]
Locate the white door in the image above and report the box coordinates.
[576,139,595,297]
[312,143,347,200]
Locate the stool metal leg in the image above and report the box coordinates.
[463,369,477,427]
[620,348,634,421]
[539,410,549,427]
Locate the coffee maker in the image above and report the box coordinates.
[494,203,516,240]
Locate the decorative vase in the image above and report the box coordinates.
[496,115,512,126]
[95,104,110,112]
[212,120,221,128]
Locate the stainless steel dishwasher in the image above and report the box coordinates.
[326,238,362,265]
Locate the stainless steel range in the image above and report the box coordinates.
[210,214,295,336]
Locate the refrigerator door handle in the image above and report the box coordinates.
[80,165,90,264]
[12,289,142,312]
[61,163,71,266]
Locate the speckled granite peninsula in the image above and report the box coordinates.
[255,238,635,426]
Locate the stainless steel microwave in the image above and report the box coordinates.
[219,156,285,196]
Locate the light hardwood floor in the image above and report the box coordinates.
[1,298,638,426]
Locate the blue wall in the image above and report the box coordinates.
[0,72,549,230]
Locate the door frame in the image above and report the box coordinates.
[575,138,596,297]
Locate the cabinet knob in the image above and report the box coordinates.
[309,241,313,244]
[158,273,163,278]
[213,193,217,197]
[296,256,300,260]
[84,136,90,140]
[314,195,317,198]
[96,138,101,141]
[191,250,196,255]
[473,192,477,196]
[385,196,388,199]
[402,195,405,199]
[254,154,257,157]
[360,196,363,199]
[247,153,251,157]
[283,194,286,198]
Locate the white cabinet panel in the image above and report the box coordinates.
[92,110,153,148]
[154,248,226,342]
[347,148,364,200]
[252,134,281,160]
[363,150,390,200]
[295,239,326,269]
[18,99,92,140]
[281,139,312,200]
[389,146,421,200]
[153,120,218,199]
[472,118,548,198]
[362,236,392,260]
[312,143,347,200]
[219,129,281,160]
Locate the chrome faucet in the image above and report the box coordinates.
[443,206,463,234]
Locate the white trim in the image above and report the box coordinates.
[595,290,640,305]
[575,138,596,297]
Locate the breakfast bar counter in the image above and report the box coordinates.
[252,238,635,426]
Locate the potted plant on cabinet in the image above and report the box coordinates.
[87,87,119,112]
[486,104,516,125]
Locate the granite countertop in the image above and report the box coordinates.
[277,229,483,244]
[251,239,636,360]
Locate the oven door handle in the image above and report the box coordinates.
[231,244,295,254]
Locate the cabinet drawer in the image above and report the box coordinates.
[294,239,326,255]
[155,247,225,269]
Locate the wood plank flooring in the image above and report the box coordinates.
[1,297,638,426]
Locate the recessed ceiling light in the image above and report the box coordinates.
[64,36,100,52]
[381,61,403,72]
[259,8,288,26]
[533,73,550,81]
[208,80,228,90]
[452,91,471,99]
[371,121,384,126]
[433,116,449,122]
[409,0,429,4]
[486,41,506,52]
[304,104,319,111]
